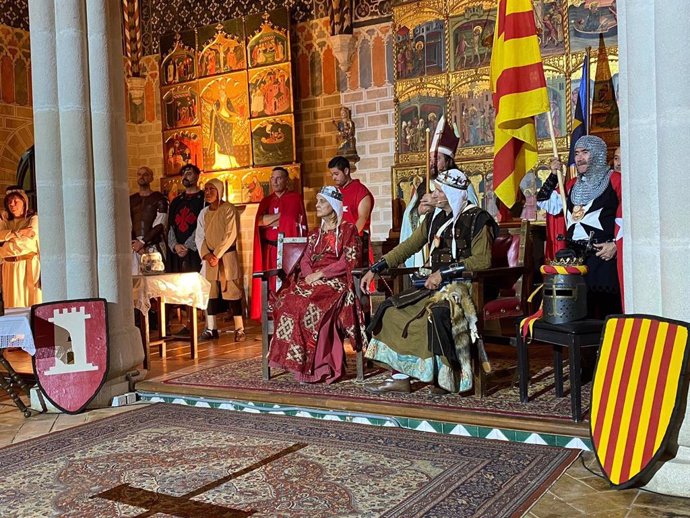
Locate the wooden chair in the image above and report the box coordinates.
[253,232,366,382]
[353,220,534,397]
[462,220,534,396]
[463,220,534,343]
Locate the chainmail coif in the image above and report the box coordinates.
[570,135,612,206]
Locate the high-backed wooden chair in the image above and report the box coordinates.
[353,220,534,397]
[463,220,534,343]
[462,220,534,396]
[253,232,367,382]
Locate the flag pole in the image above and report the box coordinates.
[585,46,591,135]
[425,127,431,191]
[546,110,568,221]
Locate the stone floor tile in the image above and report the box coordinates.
[632,490,690,514]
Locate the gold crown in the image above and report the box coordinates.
[549,255,585,267]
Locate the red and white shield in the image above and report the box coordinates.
[32,299,109,414]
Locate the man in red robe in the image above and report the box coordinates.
[250,166,307,320]
[328,155,374,266]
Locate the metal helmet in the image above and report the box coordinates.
[542,273,588,324]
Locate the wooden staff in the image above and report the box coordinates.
[546,110,568,221]
[425,127,431,191]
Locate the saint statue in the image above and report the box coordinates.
[332,106,359,161]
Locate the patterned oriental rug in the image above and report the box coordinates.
[163,355,592,421]
[0,404,578,517]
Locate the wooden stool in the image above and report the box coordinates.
[516,319,604,422]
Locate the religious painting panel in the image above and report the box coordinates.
[197,19,247,77]
[448,3,495,71]
[250,115,295,167]
[535,69,567,140]
[246,9,290,68]
[161,84,199,130]
[248,63,293,119]
[533,0,566,56]
[397,93,446,155]
[199,72,252,171]
[239,164,302,204]
[395,19,446,80]
[163,128,203,176]
[160,176,184,204]
[160,30,196,86]
[449,75,494,152]
[568,0,618,52]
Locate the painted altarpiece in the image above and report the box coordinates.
[390,0,618,230]
[158,8,300,203]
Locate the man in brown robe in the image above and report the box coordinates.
[195,179,245,342]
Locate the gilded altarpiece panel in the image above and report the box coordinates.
[158,7,300,202]
[391,0,619,226]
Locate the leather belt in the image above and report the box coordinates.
[4,253,36,263]
[264,239,278,247]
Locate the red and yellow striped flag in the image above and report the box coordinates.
[490,0,550,207]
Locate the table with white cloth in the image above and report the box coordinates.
[0,307,35,416]
[132,272,211,369]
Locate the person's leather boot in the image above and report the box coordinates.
[364,377,411,394]
[200,328,219,341]
[234,329,246,342]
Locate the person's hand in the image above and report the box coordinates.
[305,271,324,285]
[174,244,188,257]
[360,270,376,294]
[16,228,35,239]
[594,242,617,261]
[550,157,563,172]
[424,271,443,290]
[204,253,219,267]
[131,240,144,253]
[418,193,435,215]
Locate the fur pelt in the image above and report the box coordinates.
[425,282,480,390]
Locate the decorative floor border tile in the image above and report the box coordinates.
[137,391,592,451]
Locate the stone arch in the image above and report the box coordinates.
[0,122,34,194]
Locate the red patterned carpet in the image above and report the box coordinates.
[0,404,578,517]
[162,355,591,421]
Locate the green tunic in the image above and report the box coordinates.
[365,205,495,392]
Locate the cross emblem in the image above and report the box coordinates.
[92,442,307,517]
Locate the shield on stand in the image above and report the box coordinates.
[590,314,690,488]
[31,299,109,414]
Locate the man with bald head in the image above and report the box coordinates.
[130,166,168,274]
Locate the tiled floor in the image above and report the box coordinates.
[1,401,689,516]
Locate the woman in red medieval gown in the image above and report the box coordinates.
[268,185,368,383]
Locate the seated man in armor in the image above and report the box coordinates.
[360,164,497,395]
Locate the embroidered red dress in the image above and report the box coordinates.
[267,221,367,383]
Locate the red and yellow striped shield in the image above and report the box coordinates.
[591,315,690,488]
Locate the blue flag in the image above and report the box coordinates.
[568,55,590,166]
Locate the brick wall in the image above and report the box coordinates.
[293,19,395,241]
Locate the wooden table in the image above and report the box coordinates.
[0,307,36,416]
[133,273,211,369]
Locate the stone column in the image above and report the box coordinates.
[619,0,690,497]
[54,0,99,298]
[27,0,67,300]
[28,0,143,406]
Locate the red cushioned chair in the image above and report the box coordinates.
[253,232,367,382]
[464,220,533,343]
